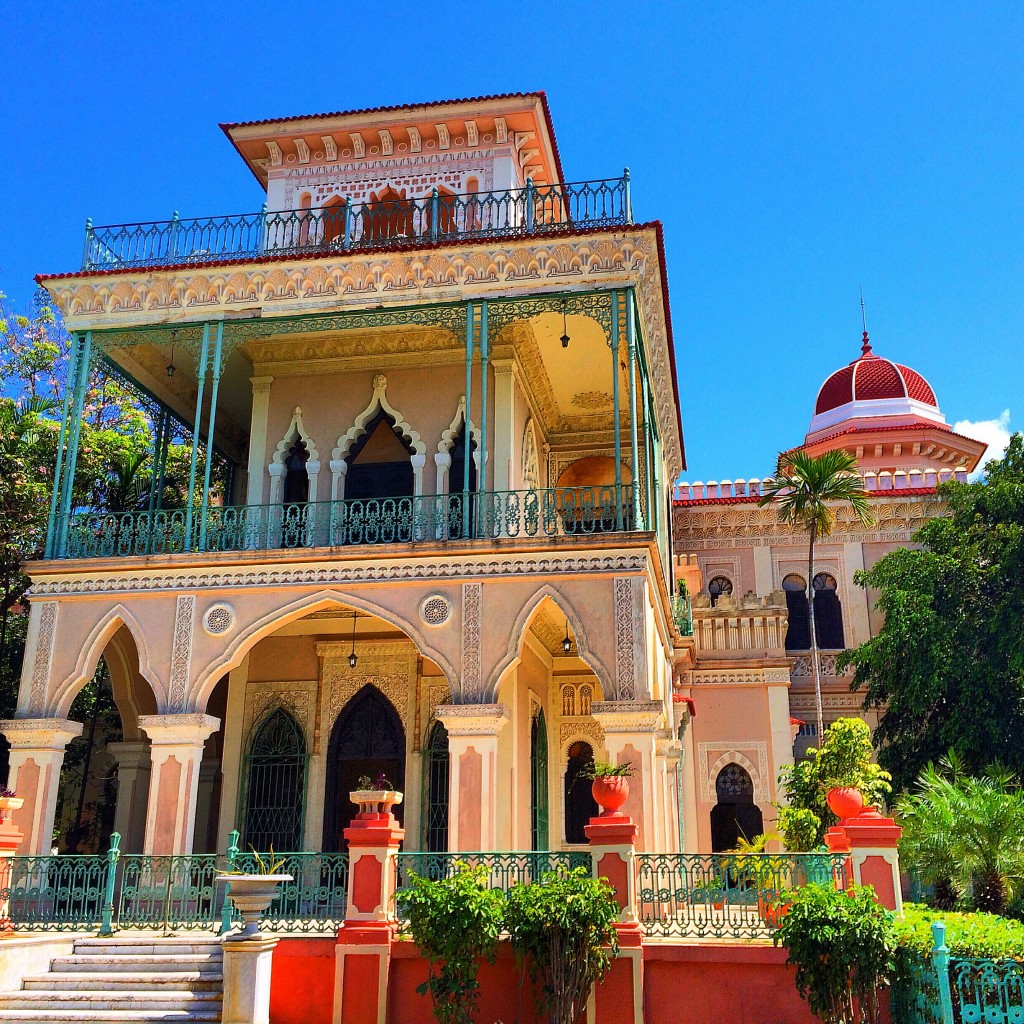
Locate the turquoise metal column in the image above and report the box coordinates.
[184,323,211,550]
[146,408,168,518]
[462,302,475,538]
[98,832,121,936]
[44,331,81,558]
[625,289,641,529]
[198,321,225,551]
[55,329,93,556]
[611,292,623,531]
[478,301,489,532]
[931,922,955,1024]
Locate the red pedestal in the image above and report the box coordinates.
[334,807,404,1024]
[825,806,903,911]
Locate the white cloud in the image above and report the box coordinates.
[953,409,1013,479]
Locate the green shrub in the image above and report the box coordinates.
[774,883,897,1024]
[395,864,505,1024]
[895,903,1024,960]
[504,866,620,1024]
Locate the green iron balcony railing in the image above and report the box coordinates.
[636,851,849,940]
[56,485,641,559]
[395,850,592,893]
[82,174,632,271]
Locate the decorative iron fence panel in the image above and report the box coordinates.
[2,854,109,931]
[83,177,631,271]
[229,852,349,933]
[636,852,848,940]
[396,850,592,893]
[58,485,639,559]
[115,854,222,931]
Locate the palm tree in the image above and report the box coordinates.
[897,757,1024,915]
[759,449,873,739]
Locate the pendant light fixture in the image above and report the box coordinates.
[559,299,571,349]
[166,339,177,379]
[348,612,359,668]
[562,618,572,654]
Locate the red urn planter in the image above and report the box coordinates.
[592,776,630,816]
[826,786,864,821]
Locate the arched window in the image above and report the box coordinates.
[323,686,406,851]
[530,710,549,851]
[363,186,414,242]
[446,421,478,539]
[783,574,810,650]
[710,762,763,852]
[321,195,346,246]
[241,708,307,853]
[422,721,449,853]
[708,576,733,607]
[579,685,593,716]
[561,685,576,717]
[297,192,313,247]
[564,741,598,844]
[813,573,845,649]
[283,439,310,504]
[425,185,458,238]
[345,411,416,501]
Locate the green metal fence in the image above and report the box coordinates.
[58,485,639,559]
[2,852,110,931]
[82,175,632,271]
[891,921,1024,1024]
[396,850,592,892]
[230,851,349,934]
[636,852,848,940]
[115,853,222,931]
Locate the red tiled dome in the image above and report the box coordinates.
[814,334,938,415]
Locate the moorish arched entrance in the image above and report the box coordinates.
[710,762,763,852]
[241,708,307,853]
[323,685,406,851]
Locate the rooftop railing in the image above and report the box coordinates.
[56,485,641,560]
[81,174,632,271]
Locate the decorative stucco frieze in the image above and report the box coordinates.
[168,595,196,711]
[434,703,509,736]
[28,602,58,714]
[591,700,663,733]
[461,582,483,701]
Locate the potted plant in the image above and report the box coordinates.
[731,830,788,925]
[0,787,23,826]
[217,848,293,939]
[580,760,634,816]
[350,773,404,817]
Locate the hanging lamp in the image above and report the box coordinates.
[562,618,572,653]
[348,613,359,669]
[560,300,571,349]
[166,339,177,379]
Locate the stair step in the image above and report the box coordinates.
[0,1011,221,1023]
[52,954,221,973]
[73,939,223,957]
[23,972,222,992]
[0,991,221,1011]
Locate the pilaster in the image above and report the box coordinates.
[825,806,903,912]
[434,704,509,851]
[107,741,151,854]
[139,713,219,855]
[491,359,515,491]
[0,718,83,854]
[246,376,273,505]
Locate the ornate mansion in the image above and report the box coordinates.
[1,92,984,863]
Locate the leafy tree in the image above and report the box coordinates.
[395,863,505,1024]
[839,435,1024,791]
[760,449,874,738]
[504,866,620,1024]
[896,756,1024,916]
[777,718,892,850]
[774,882,896,1024]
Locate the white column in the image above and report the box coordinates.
[217,658,250,853]
[435,705,509,851]
[329,460,347,501]
[107,740,151,854]
[591,701,663,851]
[0,719,83,854]
[246,376,274,505]
[843,542,871,646]
[491,360,515,492]
[766,669,796,803]
[753,545,774,597]
[139,714,220,855]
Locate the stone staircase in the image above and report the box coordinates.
[0,935,223,1023]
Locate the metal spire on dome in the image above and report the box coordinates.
[859,286,872,356]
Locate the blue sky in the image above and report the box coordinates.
[1,2,1020,478]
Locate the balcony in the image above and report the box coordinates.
[81,175,632,272]
[55,485,643,560]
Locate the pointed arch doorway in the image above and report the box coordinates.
[323,685,406,851]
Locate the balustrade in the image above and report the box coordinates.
[82,176,631,271]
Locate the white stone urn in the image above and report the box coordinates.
[0,797,23,826]
[349,790,403,816]
[217,874,293,939]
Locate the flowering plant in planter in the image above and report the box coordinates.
[0,787,16,799]
[580,760,634,816]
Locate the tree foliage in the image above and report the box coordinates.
[777,718,892,850]
[774,882,897,1024]
[395,863,505,1024]
[504,866,620,1024]
[896,756,1024,916]
[760,449,874,737]
[839,435,1024,791]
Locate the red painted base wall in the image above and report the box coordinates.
[268,936,892,1024]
